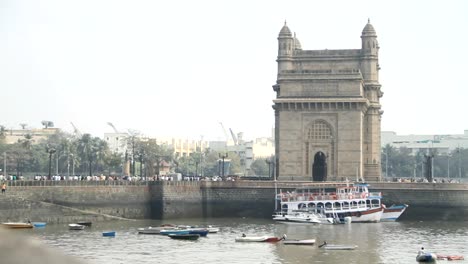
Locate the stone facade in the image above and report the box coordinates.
[273,20,383,181]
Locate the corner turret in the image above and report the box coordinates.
[361,19,378,56]
[277,21,294,73]
[360,19,379,83]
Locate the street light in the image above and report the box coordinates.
[265,158,272,179]
[219,153,228,178]
[447,154,451,179]
[47,147,56,180]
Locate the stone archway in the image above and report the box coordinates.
[312,151,327,181]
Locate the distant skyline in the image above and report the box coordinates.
[1,0,467,141]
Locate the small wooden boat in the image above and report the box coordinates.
[235,234,286,242]
[168,234,200,240]
[68,224,85,230]
[1,222,34,229]
[102,231,116,237]
[437,254,464,261]
[283,239,316,245]
[32,222,47,228]
[76,221,92,227]
[318,242,357,250]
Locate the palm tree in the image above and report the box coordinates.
[77,134,94,176]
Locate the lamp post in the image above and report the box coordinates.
[3,152,6,180]
[265,158,272,179]
[70,153,75,176]
[447,154,451,179]
[219,153,228,178]
[47,147,56,180]
[457,147,461,179]
[381,151,388,178]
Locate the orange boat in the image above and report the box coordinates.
[1,222,34,229]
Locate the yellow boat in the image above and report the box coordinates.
[1,222,34,229]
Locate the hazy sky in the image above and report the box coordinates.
[1,0,467,141]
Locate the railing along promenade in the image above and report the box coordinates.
[5,180,468,191]
[4,180,355,188]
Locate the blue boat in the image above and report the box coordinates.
[188,229,209,237]
[102,231,116,237]
[160,229,190,236]
[32,222,47,228]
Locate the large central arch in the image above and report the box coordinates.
[312,151,327,181]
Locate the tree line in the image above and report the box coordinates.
[381,144,467,179]
[0,126,270,179]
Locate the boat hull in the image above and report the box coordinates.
[1,222,34,229]
[169,234,200,240]
[321,244,358,250]
[381,204,408,221]
[283,239,316,245]
[416,253,437,262]
[68,224,85,230]
[102,231,116,237]
[235,236,282,242]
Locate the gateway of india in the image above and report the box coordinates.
[273,20,382,182]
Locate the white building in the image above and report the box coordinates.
[381,130,468,155]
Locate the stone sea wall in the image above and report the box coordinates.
[1,181,467,223]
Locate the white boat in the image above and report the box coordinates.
[273,211,336,225]
[283,238,316,245]
[321,244,358,250]
[381,204,408,221]
[276,183,383,223]
[138,225,177,234]
[206,226,220,233]
[68,224,85,230]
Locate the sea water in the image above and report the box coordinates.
[21,216,468,264]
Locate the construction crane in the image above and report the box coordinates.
[70,122,81,137]
[229,128,238,145]
[107,122,120,133]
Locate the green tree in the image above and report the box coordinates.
[250,158,269,176]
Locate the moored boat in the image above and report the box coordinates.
[168,234,200,240]
[273,211,336,225]
[321,244,358,250]
[235,234,286,242]
[283,238,316,245]
[32,222,47,228]
[416,252,437,262]
[68,224,85,230]
[1,222,34,229]
[160,229,190,236]
[102,231,116,237]
[381,204,408,221]
[318,241,357,250]
[76,221,92,227]
[277,183,383,223]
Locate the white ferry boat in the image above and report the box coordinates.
[276,183,383,223]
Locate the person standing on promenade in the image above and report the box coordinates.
[1,182,6,194]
